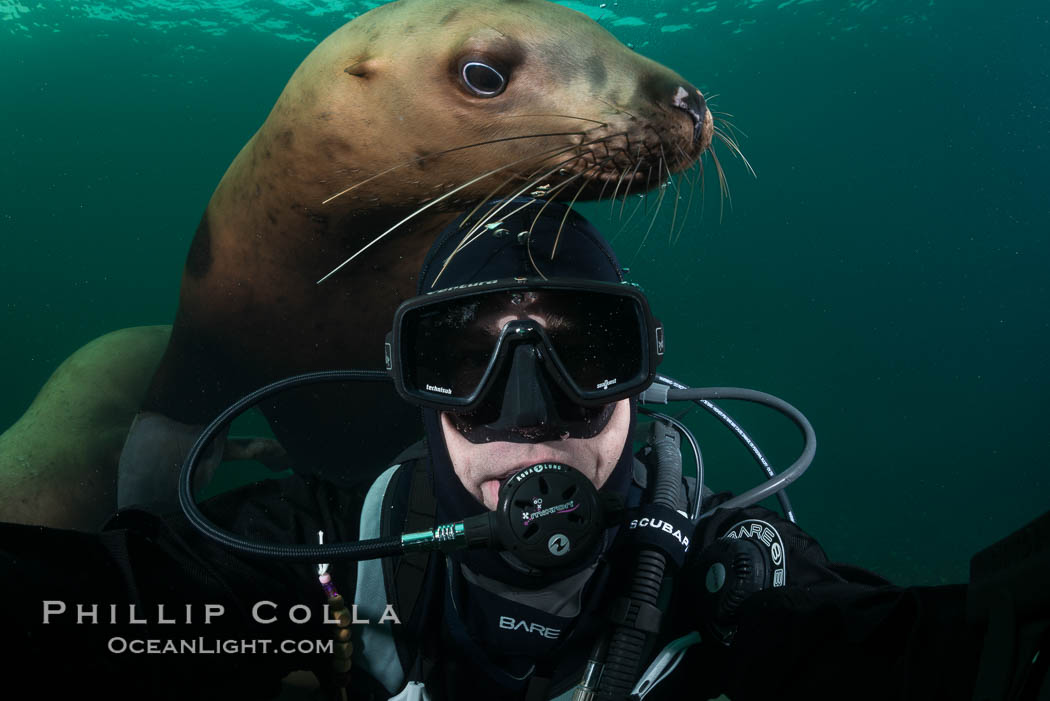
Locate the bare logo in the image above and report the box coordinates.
[498,616,560,639]
[723,519,787,587]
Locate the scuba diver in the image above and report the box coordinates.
[0,199,1044,701]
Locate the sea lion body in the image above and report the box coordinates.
[128,0,714,500]
[0,326,171,529]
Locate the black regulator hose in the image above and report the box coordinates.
[179,369,613,566]
[593,420,683,701]
[178,369,416,562]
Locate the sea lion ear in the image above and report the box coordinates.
[344,56,375,79]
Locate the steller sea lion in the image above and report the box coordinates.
[117,0,716,507]
[0,326,171,529]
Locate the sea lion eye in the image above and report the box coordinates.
[460,60,507,97]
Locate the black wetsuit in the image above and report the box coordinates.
[0,466,981,700]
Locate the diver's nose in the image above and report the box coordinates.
[671,84,710,147]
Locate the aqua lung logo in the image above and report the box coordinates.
[723,519,787,587]
[510,463,557,484]
[547,534,570,557]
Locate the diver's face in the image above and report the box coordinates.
[440,398,630,511]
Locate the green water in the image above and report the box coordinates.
[1,0,1047,585]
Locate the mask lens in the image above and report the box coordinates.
[399,286,650,405]
[544,291,645,397]
[402,296,495,400]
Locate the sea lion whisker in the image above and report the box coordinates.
[617,146,646,221]
[455,152,571,231]
[714,129,756,178]
[712,121,750,168]
[674,143,693,166]
[698,159,708,235]
[524,168,597,241]
[456,140,598,229]
[432,148,608,285]
[319,142,582,284]
[455,164,593,260]
[638,164,654,219]
[444,148,618,271]
[613,179,651,242]
[673,173,698,246]
[457,148,614,249]
[453,133,625,243]
[709,146,730,223]
[593,94,639,120]
[493,113,609,127]
[633,157,669,259]
[451,197,547,265]
[663,146,682,244]
[671,144,699,245]
[595,171,613,204]
[434,148,588,278]
[321,130,588,205]
[671,153,700,245]
[548,160,615,259]
[608,163,632,216]
[712,143,733,204]
[448,196,548,267]
[525,223,545,280]
[713,115,746,134]
[501,171,592,264]
[615,187,647,240]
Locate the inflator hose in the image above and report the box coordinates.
[655,374,796,523]
[595,420,683,700]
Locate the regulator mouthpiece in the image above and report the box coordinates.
[490,462,606,569]
[409,463,611,570]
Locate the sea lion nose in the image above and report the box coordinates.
[671,84,710,146]
[640,72,711,147]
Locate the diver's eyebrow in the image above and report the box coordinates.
[488,311,571,333]
[541,313,571,331]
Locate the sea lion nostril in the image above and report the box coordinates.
[671,85,709,145]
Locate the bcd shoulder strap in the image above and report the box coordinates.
[382,441,439,679]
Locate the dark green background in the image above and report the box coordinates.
[2,0,1047,584]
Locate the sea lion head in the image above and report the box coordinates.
[256,0,715,216]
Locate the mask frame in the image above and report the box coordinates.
[386,277,664,413]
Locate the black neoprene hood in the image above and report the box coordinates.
[419,198,639,583]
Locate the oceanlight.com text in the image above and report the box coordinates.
[107,637,335,655]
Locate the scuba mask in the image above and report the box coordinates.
[386,277,664,443]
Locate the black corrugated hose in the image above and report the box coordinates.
[595,419,683,699]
